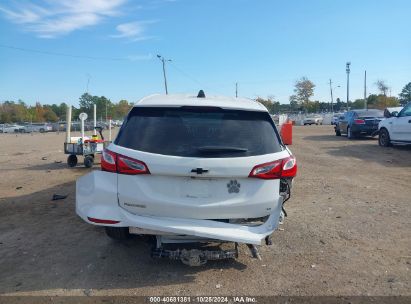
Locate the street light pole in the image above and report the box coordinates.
[346,62,351,110]
[364,70,367,110]
[329,79,334,112]
[157,55,171,94]
[329,79,340,113]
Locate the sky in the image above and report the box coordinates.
[0,0,410,106]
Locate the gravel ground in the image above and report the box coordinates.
[0,126,410,296]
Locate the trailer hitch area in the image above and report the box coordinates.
[247,244,262,260]
[151,246,239,266]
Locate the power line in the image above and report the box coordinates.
[0,44,128,61]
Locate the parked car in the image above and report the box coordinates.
[76,92,297,265]
[24,123,53,133]
[378,102,411,146]
[303,115,323,125]
[331,113,344,125]
[335,109,384,139]
[0,124,25,133]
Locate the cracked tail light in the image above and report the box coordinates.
[101,148,150,175]
[249,156,297,179]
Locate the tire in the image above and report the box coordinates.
[105,227,130,240]
[347,127,355,139]
[335,128,341,136]
[379,128,391,147]
[67,155,78,167]
[40,128,45,133]
[84,155,94,168]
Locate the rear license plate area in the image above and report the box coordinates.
[180,178,211,199]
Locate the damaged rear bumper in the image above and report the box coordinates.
[76,171,283,245]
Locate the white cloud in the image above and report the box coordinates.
[0,0,127,38]
[112,20,156,42]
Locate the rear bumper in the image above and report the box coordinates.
[351,124,378,134]
[76,171,283,245]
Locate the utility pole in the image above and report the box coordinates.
[364,70,367,110]
[86,74,91,94]
[346,62,351,110]
[329,79,340,113]
[157,55,171,94]
[235,82,238,98]
[329,79,334,112]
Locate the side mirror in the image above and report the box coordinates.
[391,111,398,117]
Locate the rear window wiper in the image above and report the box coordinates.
[197,146,248,153]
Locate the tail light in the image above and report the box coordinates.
[354,119,365,124]
[101,148,150,175]
[117,154,150,175]
[101,149,117,172]
[249,155,297,179]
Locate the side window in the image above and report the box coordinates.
[399,104,411,117]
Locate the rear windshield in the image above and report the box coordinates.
[355,110,384,117]
[115,107,282,157]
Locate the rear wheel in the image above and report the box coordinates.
[105,227,130,240]
[67,155,78,167]
[335,128,341,136]
[84,155,94,168]
[379,128,391,147]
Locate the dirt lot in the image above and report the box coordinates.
[0,126,410,296]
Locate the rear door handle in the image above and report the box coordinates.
[408,120,411,123]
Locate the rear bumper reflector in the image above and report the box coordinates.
[87,217,120,224]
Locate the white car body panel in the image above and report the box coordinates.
[110,143,288,219]
[76,171,283,245]
[379,103,411,142]
[391,116,411,141]
[136,94,267,112]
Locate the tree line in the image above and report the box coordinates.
[2,81,410,122]
[257,79,411,114]
[0,93,133,124]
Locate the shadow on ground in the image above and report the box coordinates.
[0,181,247,295]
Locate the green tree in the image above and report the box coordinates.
[289,95,299,112]
[366,94,399,109]
[293,77,315,112]
[43,106,58,122]
[399,82,411,105]
[115,100,133,118]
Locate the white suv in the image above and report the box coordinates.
[378,102,411,146]
[76,92,297,265]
